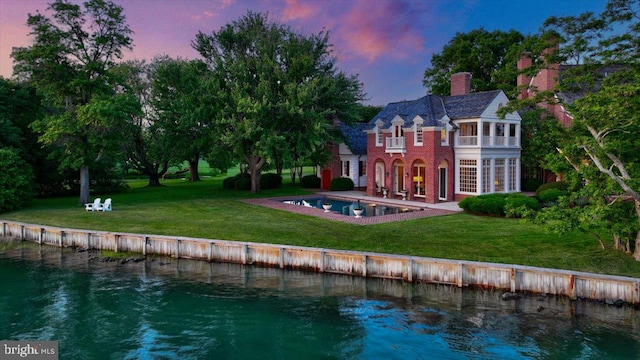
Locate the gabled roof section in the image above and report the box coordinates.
[366,96,439,129]
[367,90,509,128]
[442,90,502,120]
[338,122,368,155]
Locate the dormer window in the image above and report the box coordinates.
[375,119,384,147]
[413,118,424,146]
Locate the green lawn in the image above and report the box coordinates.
[3,175,640,278]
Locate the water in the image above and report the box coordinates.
[1,242,640,359]
[282,197,415,217]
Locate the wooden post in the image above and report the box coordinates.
[457,262,464,287]
[115,234,120,252]
[208,242,213,262]
[510,268,516,292]
[175,239,180,258]
[20,225,24,241]
[39,228,44,245]
[569,274,577,300]
[407,258,413,282]
[320,250,325,272]
[87,233,91,249]
[279,247,285,269]
[362,255,367,277]
[2,222,6,237]
[60,231,65,248]
[242,244,249,265]
[143,237,148,256]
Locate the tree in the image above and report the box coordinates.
[11,0,134,205]
[193,12,364,193]
[111,59,183,186]
[423,28,528,96]
[150,57,219,182]
[521,0,640,260]
[0,148,35,212]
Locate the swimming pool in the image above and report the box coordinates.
[282,197,417,217]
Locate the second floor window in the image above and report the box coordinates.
[415,126,423,145]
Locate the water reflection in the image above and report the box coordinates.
[1,242,639,359]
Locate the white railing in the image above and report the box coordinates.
[386,137,406,151]
[458,136,478,146]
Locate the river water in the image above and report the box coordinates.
[1,241,639,359]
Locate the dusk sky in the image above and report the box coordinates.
[1,0,609,105]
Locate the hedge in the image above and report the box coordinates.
[535,181,568,196]
[330,177,354,191]
[260,173,282,190]
[459,193,540,217]
[300,175,321,188]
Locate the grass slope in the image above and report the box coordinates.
[3,176,640,278]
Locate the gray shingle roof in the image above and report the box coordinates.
[366,90,502,129]
[338,122,368,155]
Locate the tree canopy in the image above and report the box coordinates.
[518,0,640,260]
[423,28,529,97]
[193,11,364,193]
[11,0,135,204]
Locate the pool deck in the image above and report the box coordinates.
[243,191,462,225]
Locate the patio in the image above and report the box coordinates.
[243,191,461,225]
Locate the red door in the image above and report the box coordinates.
[321,169,332,190]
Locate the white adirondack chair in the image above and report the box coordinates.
[85,198,101,211]
[97,198,112,211]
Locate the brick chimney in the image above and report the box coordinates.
[450,72,471,96]
[517,52,532,99]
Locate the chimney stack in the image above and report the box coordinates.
[450,72,471,96]
[517,52,532,99]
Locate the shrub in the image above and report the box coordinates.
[535,181,568,196]
[537,188,568,203]
[505,193,541,211]
[234,177,251,191]
[0,148,34,212]
[330,177,354,191]
[521,178,543,192]
[223,174,249,190]
[260,173,282,190]
[300,175,321,188]
[459,193,539,218]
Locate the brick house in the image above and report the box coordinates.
[363,72,522,203]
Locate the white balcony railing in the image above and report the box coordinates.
[458,136,478,146]
[386,137,406,152]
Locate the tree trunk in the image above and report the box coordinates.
[147,173,162,187]
[79,165,90,205]
[290,168,296,184]
[634,200,640,261]
[248,155,265,194]
[614,234,622,251]
[188,155,200,182]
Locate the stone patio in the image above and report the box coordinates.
[243,191,462,225]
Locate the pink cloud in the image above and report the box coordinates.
[282,0,317,21]
[337,0,428,63]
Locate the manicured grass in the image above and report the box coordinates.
[3,176,640,278]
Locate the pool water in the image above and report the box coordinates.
[282,197,416,217]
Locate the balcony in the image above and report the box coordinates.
[386,137,406,154]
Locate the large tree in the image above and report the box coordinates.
[11,0,134,204]
[423,28,528,96]
[522,0,640,259]
[112,59,184,186]
[193,12,364,193]
[150,57,219,182]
